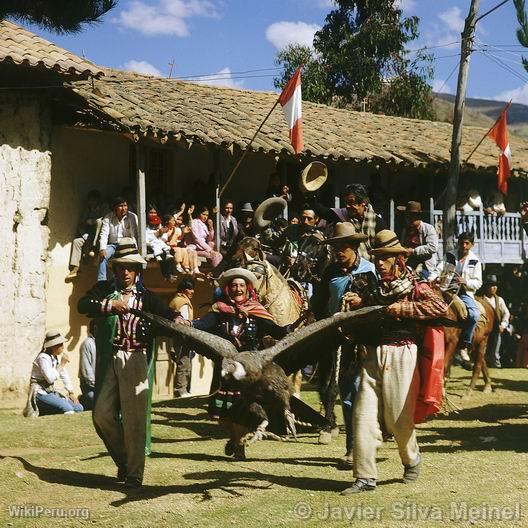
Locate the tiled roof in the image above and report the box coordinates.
[0,19,104,78]
[71,69,528,175]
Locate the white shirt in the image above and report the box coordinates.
[30,352,74,395]
[484,294,510,329]
[99,211,139,250]
[448,249,483,297]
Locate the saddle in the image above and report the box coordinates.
[442,291,489,329]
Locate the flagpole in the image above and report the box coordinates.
[219,98,281,198]
[465,100,512,163]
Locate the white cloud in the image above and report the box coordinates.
[432,78,453,94]
[425,7,485,50]
[123,60,162,76]
[315,0,335,8]
[494,83,528,105]
[438,6,464,34]
[114,0,220,37]
[193,67,244,89]
[266,21,321,50]
[395,0,417,12]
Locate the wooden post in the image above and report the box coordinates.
[478,204,486,263]
[136,143,147,257]
[389,198,395,232]
[429,197,435,227]
[213,148,221,252]
[443,0,481,254]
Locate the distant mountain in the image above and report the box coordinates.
[433,93,528,137]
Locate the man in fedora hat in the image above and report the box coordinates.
[398,201,439,280]
[311,223,377,461]
[305,183,386,261]
[78,238,176,488]
[341,229,447,494]
[238,202,256,239]
[482,275,510,368]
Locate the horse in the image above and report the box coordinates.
[235,237,306,326]
[435,286,495,394]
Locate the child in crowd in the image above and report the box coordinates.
[146,206,173,262]
[161,213,200,274]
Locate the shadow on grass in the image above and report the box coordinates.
[488,375,528,393]
[2,453,380,507]
[152,451,389,468]
[418,422,528,453]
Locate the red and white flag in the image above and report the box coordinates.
[488,102,512,194]
[278,66,303,154]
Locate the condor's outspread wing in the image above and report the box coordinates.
[129,309,239,362]
[259,305,387,375]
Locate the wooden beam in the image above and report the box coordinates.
[136,143,147,257]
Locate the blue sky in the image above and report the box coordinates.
[26,0,528,103]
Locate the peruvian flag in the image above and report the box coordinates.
[488,102,512,194]
[278,66,303,154]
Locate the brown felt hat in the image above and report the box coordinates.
[369,230,407,256]
[396,200,422,213]
[254,197,287,230]
[323,222,368,245]
[111,237,147,266]
[299,161,328,193]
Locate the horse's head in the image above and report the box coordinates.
[234,237,265,264]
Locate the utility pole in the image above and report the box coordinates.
[443,0,510,253]
[443,0,481,254]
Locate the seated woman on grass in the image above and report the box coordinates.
[24,330,83,417]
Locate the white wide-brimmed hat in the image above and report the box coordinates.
[254,197,287,230]
[218,267,258,289]
[43,330,66,349]
[299,161,328,193]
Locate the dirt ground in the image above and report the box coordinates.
[1,367,527,528]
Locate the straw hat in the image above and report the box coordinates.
[111,237,147,266]
[43,329,66,349]
[299,161,328,193]
[254,197,287,230]
[218,267,258,288]
[396,200,422,213]
[240,202,254,213]
[323,222,368,245]
[368,230,407,256]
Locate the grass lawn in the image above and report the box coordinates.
[1,367,527,528]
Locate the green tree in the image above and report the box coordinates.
[1,0,117,34]
[514,0,528,70]
[370,51,435,120]
[273,44,331,104]
[273,0,434,119]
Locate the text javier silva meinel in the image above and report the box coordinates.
[314,501,522,522]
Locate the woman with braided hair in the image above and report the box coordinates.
[176,268,288,420]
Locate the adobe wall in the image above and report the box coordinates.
[0,93,52,405]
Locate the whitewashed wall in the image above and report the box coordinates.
[0,93,52,404]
